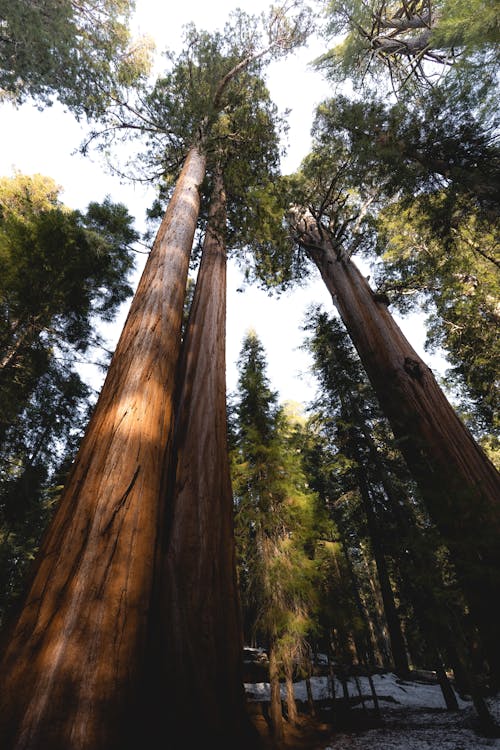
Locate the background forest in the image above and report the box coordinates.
[0,1,498,749]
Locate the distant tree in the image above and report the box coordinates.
[0,0,153,115]
[230,330,318,740]
[302,309,415,671]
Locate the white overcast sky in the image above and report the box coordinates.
[0,0,442,406]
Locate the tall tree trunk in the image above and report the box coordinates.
[0,146,207,750]
[294,214,500,684]
[356,470,410,677]
[284,655,299,726]
[157,167,254,748]
[340,539,386,667]
[268,638,285,743]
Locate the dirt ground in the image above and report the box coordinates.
[250,712,335,749]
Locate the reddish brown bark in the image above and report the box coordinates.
[0,146,207,750]
[268,639,285,742]
[157,168,255,748]
[285,659,299,726]
[294,214,500,681]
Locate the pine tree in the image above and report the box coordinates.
[230,330,318,740]
[0,173,137,626]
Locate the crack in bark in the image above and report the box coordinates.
[102,465,141,535]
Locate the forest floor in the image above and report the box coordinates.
[245,663,500,749]
[251,703,500,749]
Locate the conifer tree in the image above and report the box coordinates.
[230,330,318,740]
[0,173,137,626]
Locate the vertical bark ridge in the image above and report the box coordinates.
[159,167,252,748]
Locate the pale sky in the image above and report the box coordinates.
[0,0,443,406]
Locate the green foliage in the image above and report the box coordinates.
[316,0,500,95]
[430,0,500,51]
[376,195,500,437]
[0,175,136,386]
[90,10,311,289]
[0,0,153,115]
[309,92,500,217]
[92,7,310,174]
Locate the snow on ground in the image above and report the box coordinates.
[245,672,500,749]
[245,671,469,707]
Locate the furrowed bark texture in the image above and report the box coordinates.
[295,216,500,680]
[159,169,252,748]
[0,146,207,750]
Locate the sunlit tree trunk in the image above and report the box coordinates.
[0,146,206,750]
[268,638,285,742]
[157,166,255,748]
[284,657,299,726]
[293,213,500,685]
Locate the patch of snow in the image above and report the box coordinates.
[245,672,469,709]
[245,672,500,749]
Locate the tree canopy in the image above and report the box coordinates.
[0,0,154,115]
[315,0,500,95]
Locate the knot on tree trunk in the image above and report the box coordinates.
[403,357,424,381]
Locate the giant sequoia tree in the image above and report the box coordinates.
[282,173,500,688]
[301,308,500,723]
[0,8,309,749]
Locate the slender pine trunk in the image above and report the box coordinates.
[356,470,410,677]
[0,146,206,750]
[268,639,285,743]
[284,657,299,726]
